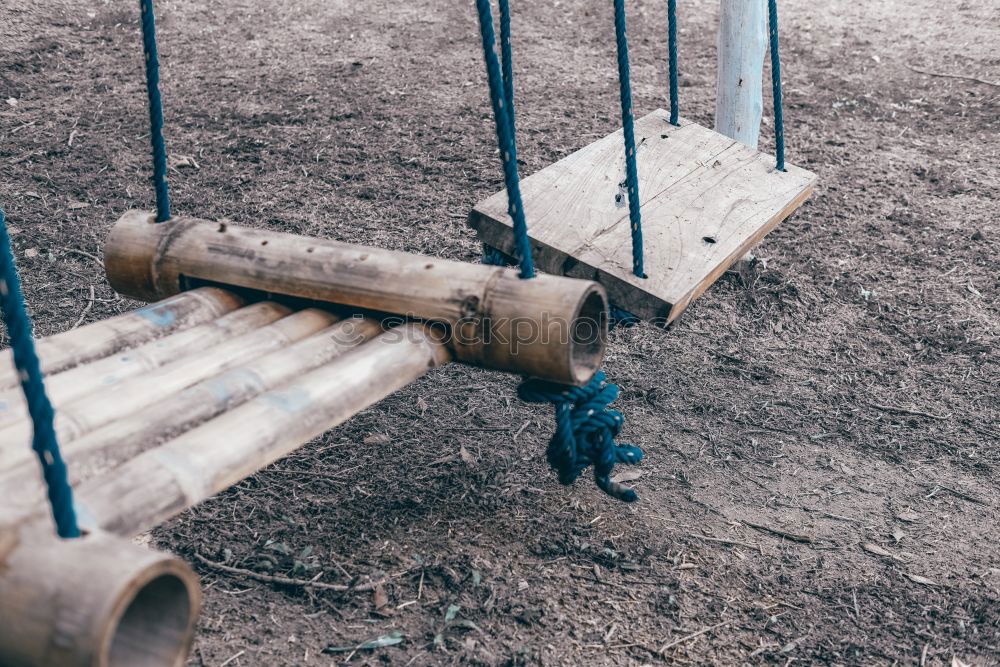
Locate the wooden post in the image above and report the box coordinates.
[715,0,767,149]
[0,308,338,471]
[104,211,607,386]
[0,525,199,667]
[716,0,767,266]
[0,301,286,429]
[0,287,242,391]
[68,324,450,537]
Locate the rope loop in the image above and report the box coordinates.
[518,371,643,502]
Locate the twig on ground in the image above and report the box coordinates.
[63,248,103,267]
[659,621,728,653]
[71,285,95,329]
[905,63,1000,87]
[193,553,382,592]
[742,521,814,544]
[869,402,951,421]
[688,533,760,550]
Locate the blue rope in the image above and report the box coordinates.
[766,0,785,171]
[474,0,535,279]
[481,244,510,267]
[612,0,645,279]
[0,207,79,538]
[667,0,679,125]
[139,0,171,222]
[498,0,516,136]
[518,372,643,502]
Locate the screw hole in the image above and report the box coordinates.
[702,236,717,245]
[260,240,268,246]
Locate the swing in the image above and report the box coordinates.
[470,0,817,322]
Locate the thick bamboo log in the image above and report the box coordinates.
[0,308,338,472]
[0,317,384,495]
[0,287,242,391]
[0,301,287,429]
[0,524,199,667]
[105,211,606,385]
[69,323,449,537]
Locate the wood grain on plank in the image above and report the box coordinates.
[470,109,817,321]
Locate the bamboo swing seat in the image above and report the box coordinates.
[0,211,613,667]
[470,109,818,322]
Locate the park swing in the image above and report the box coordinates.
[0,1,810,665]
[0,2,645,665]
[471,0,817,323]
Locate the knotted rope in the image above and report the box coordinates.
[518,372,644,502]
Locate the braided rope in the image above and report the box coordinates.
[667,0,679,126]
[518,372,643,502]
[0,207,79,538]
[474,0,535,279]
[139,0,171,221]
[766,0,786,171]
[612,0,645,279]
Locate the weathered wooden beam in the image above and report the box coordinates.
[104,211,607,385]
[70,323,449,537]
[0,308,338,471]
[0,287,242,391]
[0,524,199,667]
[0,301,287,429]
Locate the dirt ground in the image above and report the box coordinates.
[2,0,999,664]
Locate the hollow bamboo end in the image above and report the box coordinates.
[465,272,609,386]
[105,211,175,302]
[568,284,609,386]
[101,555,200,667]
[0,529,201,667]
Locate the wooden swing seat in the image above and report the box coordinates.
[469,108,818,322]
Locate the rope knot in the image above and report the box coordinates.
[518,371,643,502]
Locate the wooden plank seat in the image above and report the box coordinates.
[470,109,818,322]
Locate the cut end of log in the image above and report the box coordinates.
[104,557,199,667]
[0,529,200,667]
[570,286,608,385]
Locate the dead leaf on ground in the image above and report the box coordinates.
[905,572,937,586]
[67,201,90,210]
[416,396,428,415]
[169,155,200,170]
[895,511,921,523]
[610,469,643,484]
[24,248,38,258]
[372,583,393,615]
[459,445,476,466]
[363,434,390,446]
[862,542,906,562]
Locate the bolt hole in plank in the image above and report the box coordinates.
[469,109,817,323]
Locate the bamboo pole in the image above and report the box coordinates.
[104,212,607,385]
[0,308,338,472]
[0,301,288,429]
[1,317,384,497]
[0,524,200,667]
[69,323,450,537]
[0,287,242,391]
